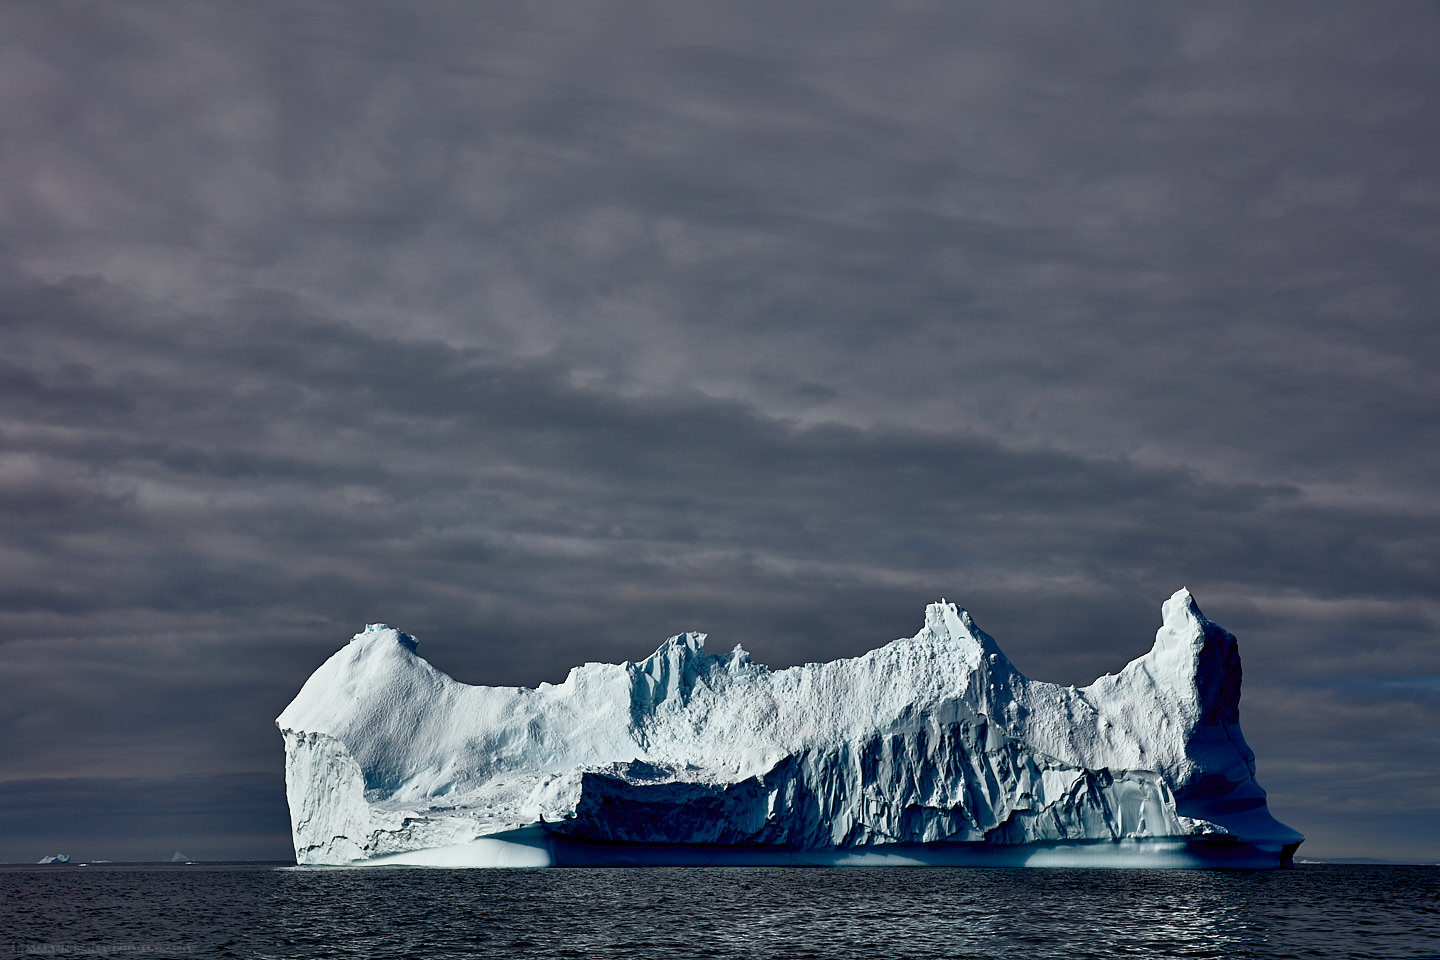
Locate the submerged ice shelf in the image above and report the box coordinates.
[277,589,1302,868]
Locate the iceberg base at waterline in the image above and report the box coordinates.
[276,589,1302,868]
[355,832,1296,870]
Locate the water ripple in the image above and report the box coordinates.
[1,863,1436,959]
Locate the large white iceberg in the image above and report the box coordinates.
[276,588,1302,868]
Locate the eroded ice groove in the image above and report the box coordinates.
[276,589,1303,868]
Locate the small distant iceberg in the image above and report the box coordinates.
[37,854,72,865]
[278,589,1303,868]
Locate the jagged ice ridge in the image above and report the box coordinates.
[276,589,1302,867]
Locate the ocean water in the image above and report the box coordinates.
[2,863,1436,959]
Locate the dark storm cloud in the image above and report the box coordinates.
[1,0,1437,860]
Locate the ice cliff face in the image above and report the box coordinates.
[276,589,1303,867]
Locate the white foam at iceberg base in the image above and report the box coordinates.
[276,588,1303,868]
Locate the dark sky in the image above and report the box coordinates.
[2,0,1437,863]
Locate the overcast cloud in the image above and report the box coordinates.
[1,0,1437,861]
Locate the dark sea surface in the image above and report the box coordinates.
[2,863,1436,959]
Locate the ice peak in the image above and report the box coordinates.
[1140,588,1245,726]
[1155,588,1206,648]
[642,631,706,661]
[355,623,419,653]
[1163,587,1203,621]
[923,599,968,631]
[921,599,1001,667]
[633,632,709,702]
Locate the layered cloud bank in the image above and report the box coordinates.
[278,589,1301,867]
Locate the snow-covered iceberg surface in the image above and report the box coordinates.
[276,589,1302,868]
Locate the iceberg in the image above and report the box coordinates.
[276,588,1302,868]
